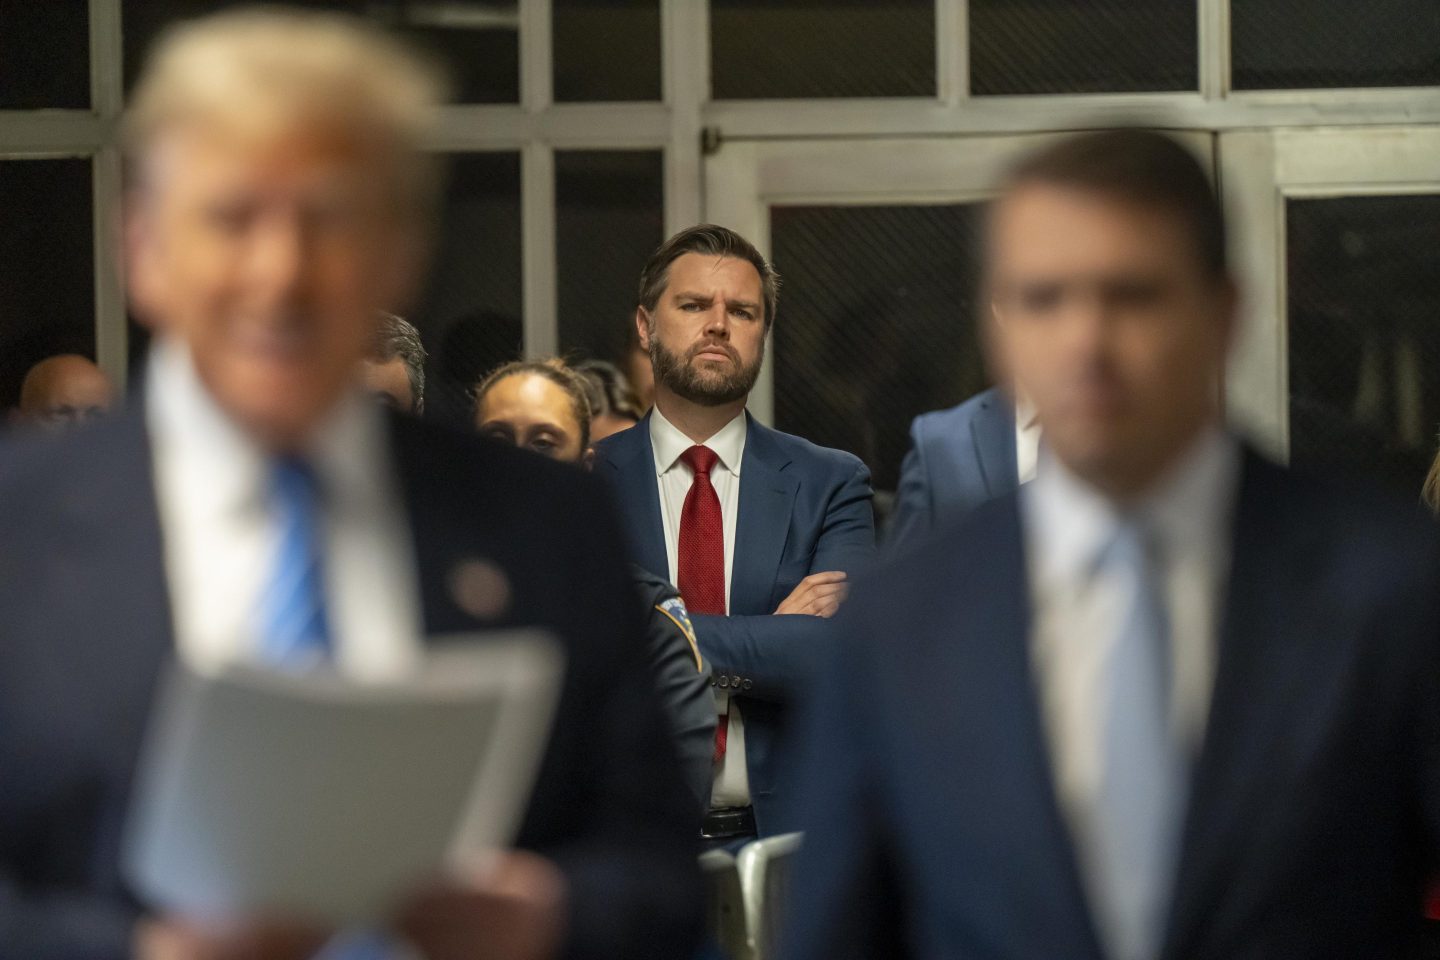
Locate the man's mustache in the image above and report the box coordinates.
[687,341,739,363]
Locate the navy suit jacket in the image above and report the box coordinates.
[888,387,1016,553]
[786,449,1440,960]
[592,412,876,833]
[0,410,701,960]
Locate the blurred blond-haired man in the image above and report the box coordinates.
[0,9,700,960]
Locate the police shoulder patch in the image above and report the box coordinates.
[655,596,703,672]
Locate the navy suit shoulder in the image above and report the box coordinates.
[888,387,1015,553]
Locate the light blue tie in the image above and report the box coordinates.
[258,459,396,960]
[1093,519,1186,960]
[260,457,333,667]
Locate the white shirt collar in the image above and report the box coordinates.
[1016,395,1040,433]
[145,338,390,516]
[1026,424,1240,592]
[649,404,747,477]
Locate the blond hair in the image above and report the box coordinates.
[123,6,446,215]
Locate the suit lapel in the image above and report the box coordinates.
[732,415,799,615]
[596,416,669,580]
[943,499,1108,959]
[1162,452,1343,958]
[971,391,1019,498]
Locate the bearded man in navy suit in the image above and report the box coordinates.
[593,225,876,845]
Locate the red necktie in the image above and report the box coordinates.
[677,445,728,763]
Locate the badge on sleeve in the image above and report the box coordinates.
[656,596,704,672]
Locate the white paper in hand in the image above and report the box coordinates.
[123,630,564,926]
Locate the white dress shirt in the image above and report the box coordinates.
[147,340,424,681]
[1022,426,1239,942]
[1013,400,1048,489]
[1015,399,1043,486]
[650,405,751,808]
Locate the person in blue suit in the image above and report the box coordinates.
[785,129,1440,960]
[888,385,1035,552]
[593,225,876,845]
[0,11,700,960]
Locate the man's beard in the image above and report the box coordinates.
[650,333,763,407]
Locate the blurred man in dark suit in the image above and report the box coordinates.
[785,129,1440,960]
[887,385,1037,552]
[0,10,699,960]
[593,225,876,845]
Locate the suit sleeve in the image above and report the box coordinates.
[886,416,934,556]
[780,599,911,960]
[545,482,704,960]
[644,595,718,813]
[0,881,135,960]
[691,458,876,702]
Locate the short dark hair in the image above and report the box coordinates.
[473,358,592,451]
[638,223,781,329]
[372,312,427,412]
[1001,129,1228,279]
[574,358,643,422]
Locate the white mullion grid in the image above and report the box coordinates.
[662,0,707,234]
[1198,0,1230,102]
[90,0,126,391]
[704,89,1440,140]
[519,0,557,357]
[936,0,967,106]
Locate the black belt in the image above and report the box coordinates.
[702,805,756,841]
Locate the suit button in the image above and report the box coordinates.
[741,679,753,692]
[718,675,731,689]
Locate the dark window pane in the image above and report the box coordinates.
[0,160,95,409]
[412,153,523,427]
[1287,195,1440,496]
[770,204,988,499]
[556,151,664,373]
[1233,0,1440,90]
[711,0,935,100]
[554,0,660,102]
[0,2,89,108]
[123,1,519,104]
[970,0,1196,95]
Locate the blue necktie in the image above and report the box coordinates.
[1093,520,1186,960]
[258,459,395,960]
[260,457,332,668]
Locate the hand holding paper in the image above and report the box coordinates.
[124,631,566,941]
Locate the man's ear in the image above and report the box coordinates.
[582,447,596,472]
[635,306,652,352]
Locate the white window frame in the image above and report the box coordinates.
[1220,126,1440,457]
[0,0,1436,398]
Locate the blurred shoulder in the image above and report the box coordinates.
[386,413,616,535]
[1250,448,1440,578]
[910,388,1000,442]
[0,409,151,512]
